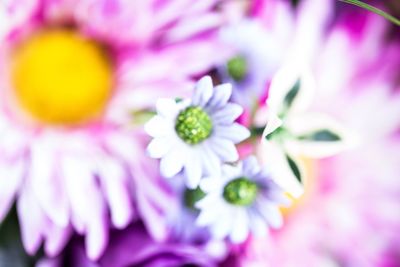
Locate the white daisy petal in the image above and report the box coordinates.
[144,115,173,138]
[257,201,283,229]
[211,208,234,239]
[214,123,250,143]
[209,137,239,162]
[199,143,221,176]
[160,146,185,178]
[196,195,225,225]
[196,192,222,209]
[156,98,180,118]
[212,103,243,124]
[267,189,292,206]
[184,153,202,188]
[199,176,224,193]
[249,211,268,237]
[242,156,261,178]
[196,207,218,227]
[221,164,242,180]
[192,76,213,107]
[230,208,250,243]
[147,136,175,158]
[206,83,232,110]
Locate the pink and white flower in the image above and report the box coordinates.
[239,1,400,266]
[0,0,228,260]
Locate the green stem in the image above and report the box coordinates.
[339,0,400,26]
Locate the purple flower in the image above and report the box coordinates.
[36,223,219,267]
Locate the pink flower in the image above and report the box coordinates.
[0,0,228,260]
[241,0,400,266]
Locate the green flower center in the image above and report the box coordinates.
[227,55,247,82]
[223,177,258,206]
[175,106,213,145]
[183,186,206,210]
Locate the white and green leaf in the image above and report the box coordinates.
[282,79,301,113]
[267,64,316,118]
[262,112,283,141]
[285,113,358,158]
[257,141,305,198]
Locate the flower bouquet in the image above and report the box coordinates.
[0,0,399,266]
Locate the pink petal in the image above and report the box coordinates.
[0,158,25,221]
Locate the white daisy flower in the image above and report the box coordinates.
[195,156,289,243]
[219,19,285,107]
[259,64,357,198]
[165,177,229,261]
[145,76,250,189]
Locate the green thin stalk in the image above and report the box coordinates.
[339,0,400,26]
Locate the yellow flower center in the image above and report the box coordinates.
[11,29,113,125]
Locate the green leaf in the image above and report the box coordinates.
[286,154,302,184]
[298,129,341,142]
[339,0,400,26]
[283,79,301,111]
